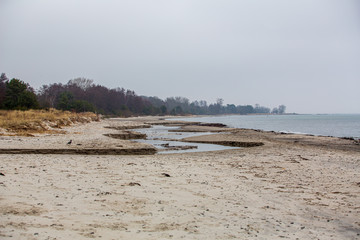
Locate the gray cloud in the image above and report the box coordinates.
[1,0,360,113]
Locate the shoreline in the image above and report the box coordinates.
[1,116,358,154]
[169,114,360,140]
[0,116,359,239]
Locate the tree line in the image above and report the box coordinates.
[0,73,286,116]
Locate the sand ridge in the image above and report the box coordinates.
[0,119,156,154]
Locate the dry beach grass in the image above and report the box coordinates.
[0,116,359,239]
[0,109,99,136]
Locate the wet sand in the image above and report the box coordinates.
[0,117,359,239]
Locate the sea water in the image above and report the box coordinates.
[174,114,360,139]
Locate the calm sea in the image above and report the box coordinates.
[174,114,360,139]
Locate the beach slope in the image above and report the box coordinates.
[0,117,359,239]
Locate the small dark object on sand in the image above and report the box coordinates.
[162,173,171,177]
[0,172,4,176]
[67,140,72,145]
[129,182,141,186]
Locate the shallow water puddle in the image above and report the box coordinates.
[132,125,239,154]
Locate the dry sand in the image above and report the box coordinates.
[0,117,359,239]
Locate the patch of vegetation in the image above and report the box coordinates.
[0,109,99,136]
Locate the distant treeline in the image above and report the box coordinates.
[0,73,286,116]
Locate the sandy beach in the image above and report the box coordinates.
[0,117,359,239]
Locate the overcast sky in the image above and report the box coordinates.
[1,0,359,113]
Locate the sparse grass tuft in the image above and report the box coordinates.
[0,109,99,136]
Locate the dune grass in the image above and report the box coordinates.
[0,109,99,136]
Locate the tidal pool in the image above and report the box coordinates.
[132,125,239,154]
